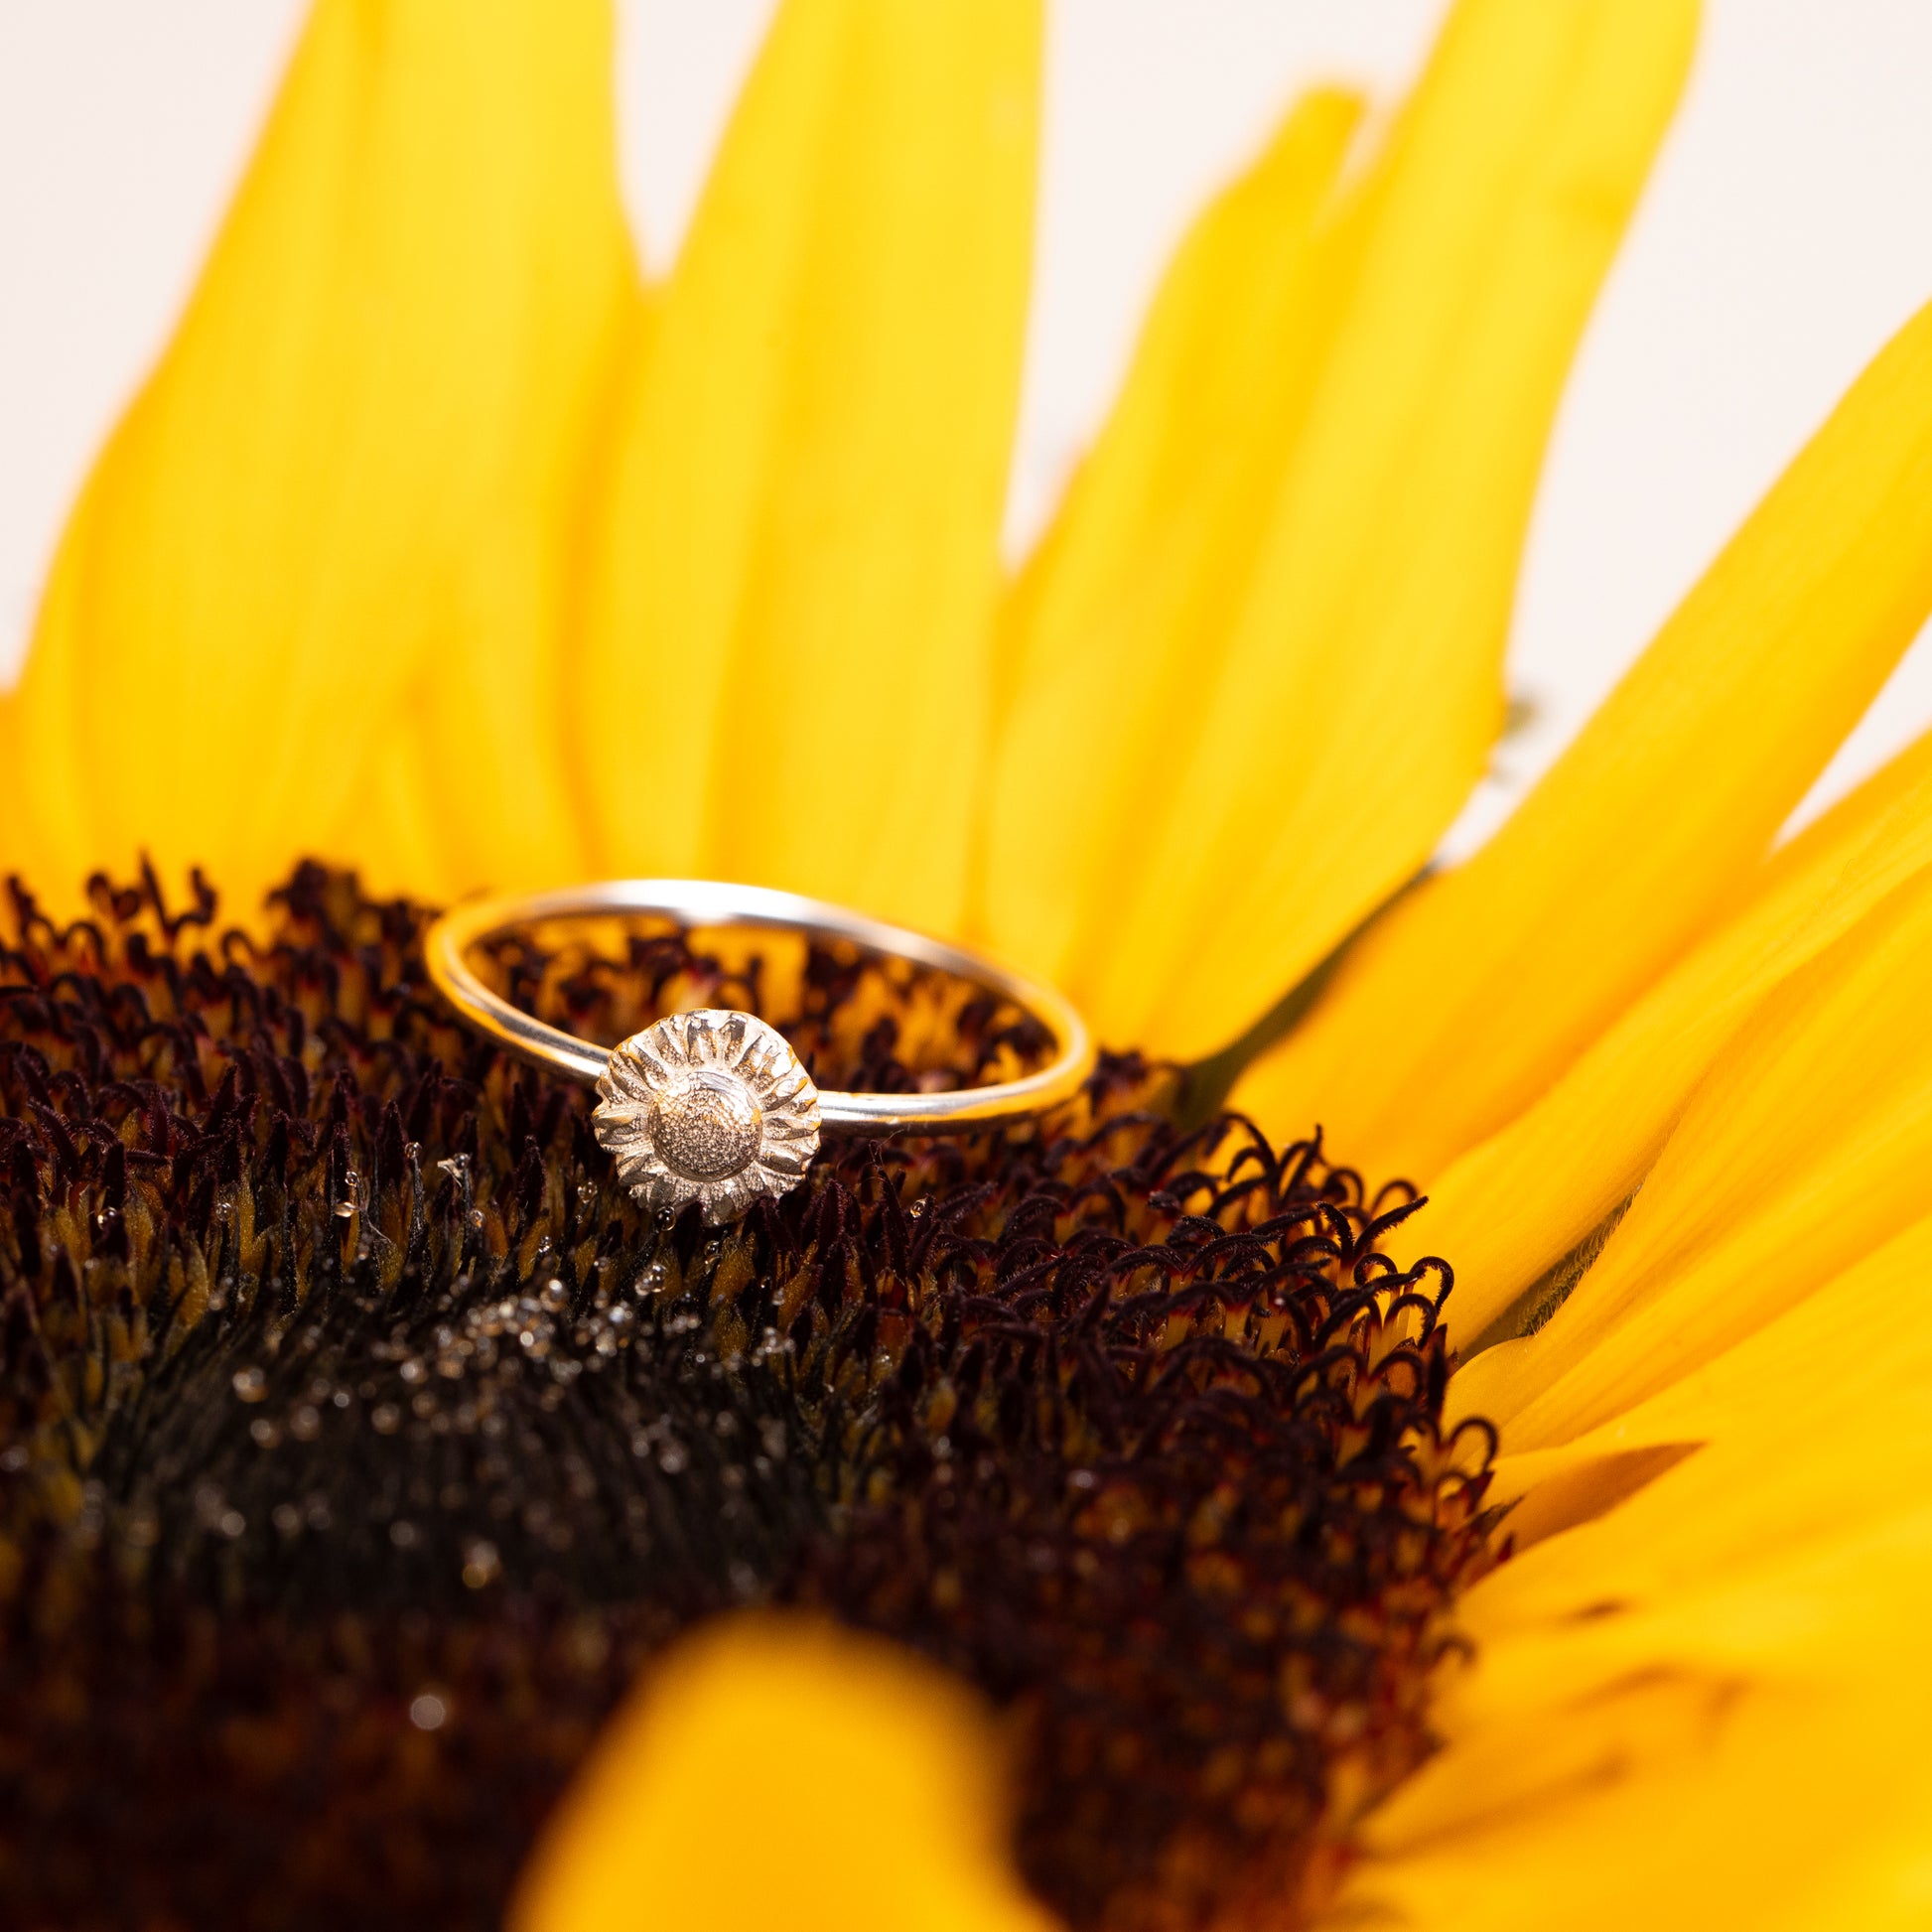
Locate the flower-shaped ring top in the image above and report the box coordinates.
[595,1008,821,1222]
[424,880,1096,1224]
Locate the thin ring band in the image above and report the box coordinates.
[424,879,1095,1129]
[422,881,1095,1225]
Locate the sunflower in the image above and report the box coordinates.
[4,0,1931,1928]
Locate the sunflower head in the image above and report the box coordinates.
[0,864,1499,1930]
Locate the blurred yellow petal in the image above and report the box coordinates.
[577,0,1039,933]
[1343,1217,1932,1932]
[993,0,1692,1059]
[1349,1527,1932,1932]
[1420,723,1932,1344]
[1454,861,1932,1447]
[1483,1212,1932,1582]
[0,0,635,914]
[1236,296,1932,1182]
[510,1616,1057,1932]
[977,86,1361,984]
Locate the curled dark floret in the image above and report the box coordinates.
[0,864,1500,1932]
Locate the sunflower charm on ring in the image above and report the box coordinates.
[591,1009,822,1223]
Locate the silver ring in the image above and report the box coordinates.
[423,880,1096,1223]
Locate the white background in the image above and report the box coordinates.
[5,1,1932,851]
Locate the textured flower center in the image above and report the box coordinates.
[650,1070,762,1179]
[0,867,1497,1932]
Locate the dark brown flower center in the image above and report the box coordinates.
[0,865,1501,1932]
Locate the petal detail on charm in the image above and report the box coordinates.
[594,1010,821,1223]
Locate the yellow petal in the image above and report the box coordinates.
[1453,860,1932,1447]
[1481,1213,1932,1601]
[976,86,1361,985]
[1349,1528,1932,1932]
[1419,722,1932,1343]
[510,1615,1058,1932]
[990,0,1692,1058]
[577,0,1040,934]
[1343,1215,1932,1930]
[1236,295,1932,1183]
[0,0,635,915]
